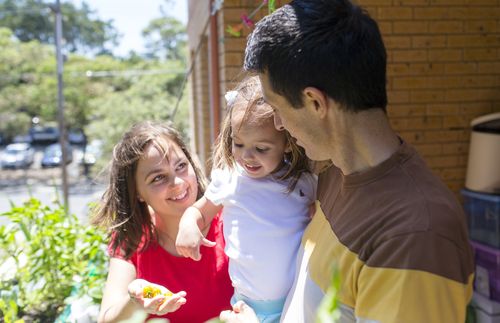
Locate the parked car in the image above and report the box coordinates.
[81,139,102,166]
[12,134,32,144]
[29,126,59,144]
[1,143,35,169]
[68,128,87,145]
[41,143,73,168]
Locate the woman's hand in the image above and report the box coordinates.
[128,279,187,316]
[219,301,259,323]
[176,206,216,261]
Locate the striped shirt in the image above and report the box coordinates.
[281,141,474,323]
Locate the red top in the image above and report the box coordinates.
[114,212,233,323]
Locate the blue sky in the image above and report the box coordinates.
[69,0,187,56]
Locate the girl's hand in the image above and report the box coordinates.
[220,301,259,323]
[128,279,187,315]
[176,207,216,261]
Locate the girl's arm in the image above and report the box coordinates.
[176,196,223,261]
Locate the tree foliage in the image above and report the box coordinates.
[0,0,190,167]
[142,0,187,61]
[0,0,119,54]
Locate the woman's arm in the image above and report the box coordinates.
[98,258,139,323]
[98,258,188,322]
[176,196,223,261]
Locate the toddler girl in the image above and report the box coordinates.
[176,76,316,322]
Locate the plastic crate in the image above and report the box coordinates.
[471,292,500,323]
[472,241,500,302]
[462,189,500,248]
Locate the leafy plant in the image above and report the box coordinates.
[0,198,108,322]
[316,268,341,323]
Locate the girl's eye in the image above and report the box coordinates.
[234,143,243,148]
[256,147,269,153]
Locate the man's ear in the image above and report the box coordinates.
[303,87,328,119]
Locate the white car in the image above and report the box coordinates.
[1,143,35,169]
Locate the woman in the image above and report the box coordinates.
[92,121,233,322]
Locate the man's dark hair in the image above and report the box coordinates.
[244,0,387,112]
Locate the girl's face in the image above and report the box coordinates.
[231,109,289,179]
[135,140,198,219]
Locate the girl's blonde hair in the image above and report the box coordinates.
[212,75,310,191]
[91,121,206,259]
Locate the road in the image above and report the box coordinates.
[0,144,105,225]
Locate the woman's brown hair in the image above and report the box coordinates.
[91,121,206,259]
[212,75,310,191]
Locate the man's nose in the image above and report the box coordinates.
[273,113,285,131]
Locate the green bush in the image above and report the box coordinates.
[0,198,108,322]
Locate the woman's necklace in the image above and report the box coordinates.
[157,230,182,257]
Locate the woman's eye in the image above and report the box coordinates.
[234,143,243,148]
[177,162,187,171]
[152,175,165,183]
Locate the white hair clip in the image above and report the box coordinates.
[224,90,238,107]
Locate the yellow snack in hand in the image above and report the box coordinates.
[142,285,173,298]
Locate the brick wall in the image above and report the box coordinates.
[361,0,500,194]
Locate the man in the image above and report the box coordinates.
[221,0,474,322]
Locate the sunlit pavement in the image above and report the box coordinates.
[0,145,105,224]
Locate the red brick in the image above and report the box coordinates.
[478,62,500,74]
[414,7,462,19]
[428,49,463,62]
[387,63,410,76]
[428,21,464,34]
[359,0,393,4]
[414,143,443,156]
[446,89,500,102]
[427,104,460,116]
[439,168,466,181]
[448,35,500,48]
[378,21,393,34]
[443,116,470,129]
[384,36,412,49]
[426,155,459,168]
[465,48,498,62]
[410,90,446,103]
[388,90,410,103]
[442,142,469,154]
[408,63,446,75]
[412,35,447,48]
[429,0,466,5]
[398,130,426,143]
[444,63,477,75]
[461,102,494,117]
[378,7,413,20]
[393,0,430,4]
[393,50,428,62]
[465,20,498,33]
[424,130,461,143]
[393,21,429,34]
[387,104,426,117]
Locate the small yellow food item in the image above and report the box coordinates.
[142,285,173,298]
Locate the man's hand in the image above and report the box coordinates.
[219,301,259,323]
[176,207,216,261]
[128,279,187,316]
